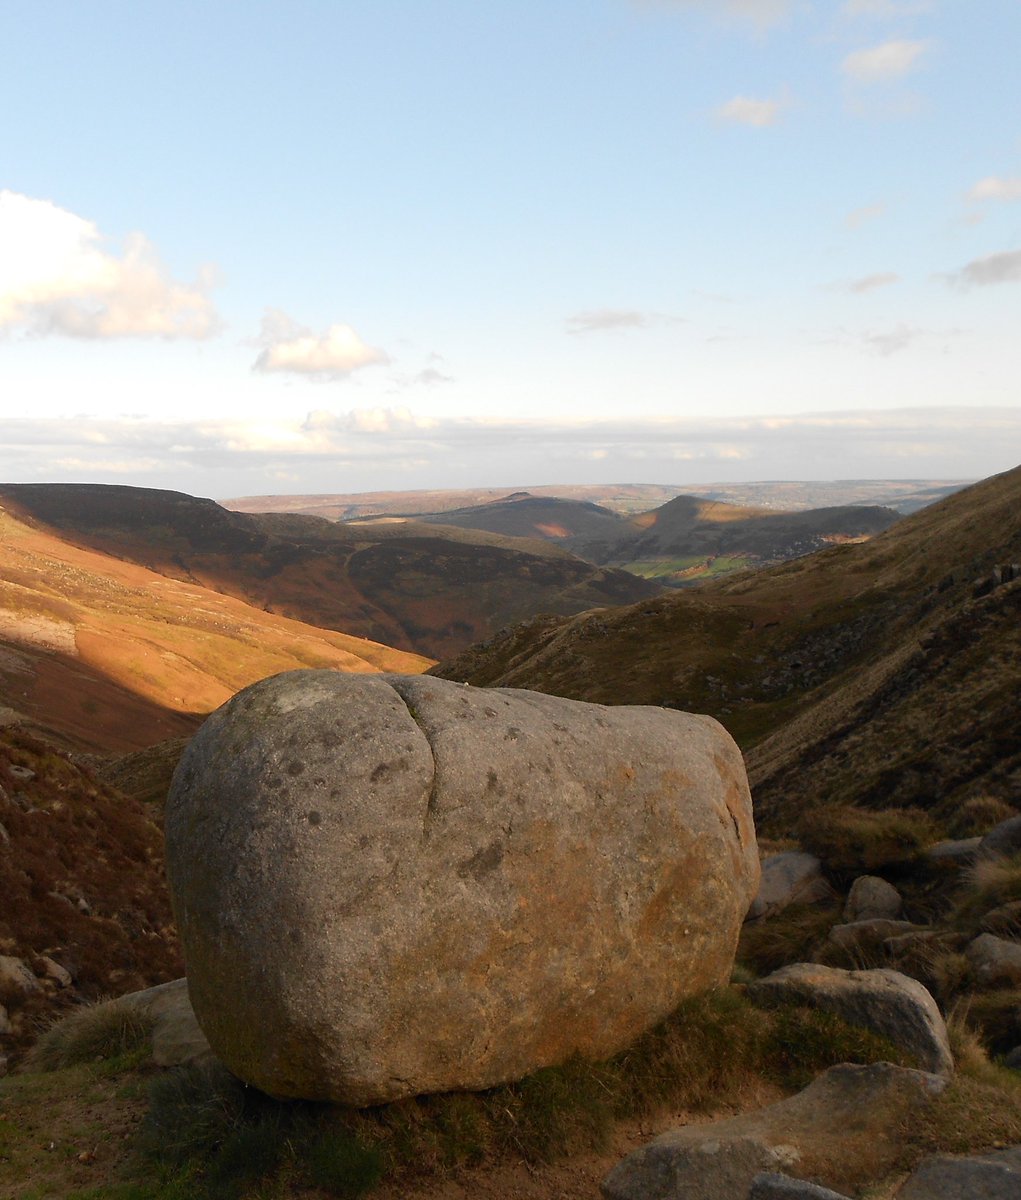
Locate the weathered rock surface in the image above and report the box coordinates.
[827,918,920,950]
[601,1063,948,1200]
[94,978,212,1067]
[966,933,1021,987]
[978,816,1021,859]
[843,875,902,922]
[749,1174,852,1200]
[924,838,981,869]
[746,852,833,922]
[897,1146,1021,1198]
[0,956,40,996]
[747,963,953,1076]
[166,670,758,1105]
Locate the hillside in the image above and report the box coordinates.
[575,495,901,584]
[433,464,1021,833]
[0,484,660,663]
[415,492,628,543]
[0,498,428,753]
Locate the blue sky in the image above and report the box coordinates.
[1,0,1019,497]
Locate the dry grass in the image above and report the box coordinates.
[738,903,840,976]
[25,1000,155,1071]
[798,806,940,877]
[956,853,1021,924]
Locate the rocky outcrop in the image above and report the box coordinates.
[966,934,1021,987]
[978,816,1021,859]
[897,1146,1021,1198]
[747,963,953,1076]
[166,670,758,1105]
[746,852,833,922]
[750,1175,852,1200]
[602,1063,948,1200]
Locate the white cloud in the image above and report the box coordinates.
[967,176,1021,202]
[861,323,921,355]
[845,201,887,229]
[843,0,932,18]
[566,309,684,334]
[842,39,928,81]
[251,309,389,380]
[946,249,1021,289]
[0,190,220,339]
[842,272,901,293]
[714,92,789,127]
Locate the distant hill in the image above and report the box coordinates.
[0,484,660,665]
[432,464,1021,833]
[0,495,428,753]
[577,496,902,585]
[415,492,628,544]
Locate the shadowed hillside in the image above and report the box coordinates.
[433,464,1021,832]
[0,484,660,662]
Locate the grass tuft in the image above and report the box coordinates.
[799,805,940,877]
[26,1001,155,1071]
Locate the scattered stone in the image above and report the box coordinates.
[924,838,982,868]
[748,963,954,1076]
[746,852,833,922]
[1001,1046,1021,1070]
[897,1146,1021,1198]
[0,1054,8,1078]
[0,821,8,844]
[844,875,902,922]
[978,816,1021,860]
[38,957,72,989]
[981,901,1021,937]
[750,1173,852,1200]
[0,1004,11,1036]
[8,764,35,781]
[828,918,920,951]
[97,979,212,1067]
[166,670,759,1106]
[601,1063,948,1200]
[0,955,41,996]
[966,934,1021,987]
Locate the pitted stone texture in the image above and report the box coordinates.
[602,1063,947,1200]
[748,963,953,1076]
[746,852,833,922]
[165,670,758,1106]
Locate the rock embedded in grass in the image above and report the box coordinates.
[843,875,902,922]
[746,852,833,922]
[165,669,759,1105]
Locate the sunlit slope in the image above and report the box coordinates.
[0,484,659,661]
[0,503,429,752]
[433,464,1021,822]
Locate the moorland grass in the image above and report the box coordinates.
[135,986,912,1199]
[26,1001,155,1071]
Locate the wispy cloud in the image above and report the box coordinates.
[565,309,684,334]
[842,39,928,81]
[643,0,795,30]
[840,272,901,293]
[967,177,1021,203]
[714,91,790,127]
[845,201,887,229]
[0,190,220,339]
[945,249,1021,289]
[251,309,389,380]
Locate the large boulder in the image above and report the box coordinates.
[165,670,758,1106]
[896,1147,1021,1198]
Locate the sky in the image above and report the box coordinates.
[1,0,1019,499]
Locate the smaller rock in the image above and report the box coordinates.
[750,1174,852,1200]
[966,934,1021,987]
[978,816,1021,859]
[924,838,982,868]
[116,978,213,1067]
[0,955,41,995]
[1001,1046,1021,1071]
[0,1004,11,1036]
[748,963,954,1076]
[8,765,35,781]
[0,1054,8,1077]
[746,852,833,922]
[844,876,902,922]
[38,957,72,989]
[980,901,1021,938]
[828,919,919,950]
[897,1147,1021,1198]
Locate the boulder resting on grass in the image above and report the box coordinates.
[166,670,758,1105]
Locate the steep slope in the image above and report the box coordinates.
[0,499,428,753]
[434,465,1021,828]
[0,484,659,661]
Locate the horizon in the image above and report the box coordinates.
[2,1,1019,494]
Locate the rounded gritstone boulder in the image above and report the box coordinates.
[165,670,758,1105]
